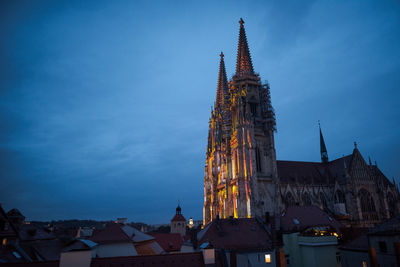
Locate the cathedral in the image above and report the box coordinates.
[203,19,399,228]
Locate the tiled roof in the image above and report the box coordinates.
[121,225,154,242]
[90,252,205,267]
[19,225,55,241]
[197,217,273,251]
[134,240,164,255]
[0,204,19,238]
[280,205,343,233]
[149,233,184,252]
[171,214,186,222]
[89,223,156,246]
[277,155,353,185]
[21,239,64,261]
[370,165,396,188]
[89,223,131,244]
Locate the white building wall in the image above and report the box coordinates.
[96,242,138,258]
[236,251,276,267]
[59,250,92,267]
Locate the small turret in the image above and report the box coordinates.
[171,201,186,237]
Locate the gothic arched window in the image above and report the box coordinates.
[335,190,346,203]
[387,192,396,218]
[359,189,377,220]
[255,147,262,173]
[285,192,295,206]
[302,192,312,205]
[320,192,327,209]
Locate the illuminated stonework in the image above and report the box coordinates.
[203,19,278,225]
[203,19,400,227]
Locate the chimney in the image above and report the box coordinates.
[116,218,127,225]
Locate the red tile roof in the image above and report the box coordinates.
[149,233,184,252]
[280,205,343,233]
[171,214,186,222]
[89,223,131,244]
[198,217,273,251]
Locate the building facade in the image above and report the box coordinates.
[203,19,400,227]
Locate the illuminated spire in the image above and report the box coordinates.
[319,121,328,163]
[235,18,254,76]
[216,52,229,109]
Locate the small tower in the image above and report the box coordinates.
[170,203,186,237]
[319,121,329,163]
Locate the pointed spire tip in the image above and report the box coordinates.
[239,18,244,26]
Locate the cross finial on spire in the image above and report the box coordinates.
[239,18,244,26]
[354,141,357,149]
[220,52,224,59]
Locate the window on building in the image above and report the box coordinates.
[336,252,341,263]
[387,192,396,218]
[2,238,6,247]
[359,189,377,220]
[256,147,262,172]
[285,192,295,206]
[335,190,345,203]
[250,103,257,117]
[265,253,271,263]
[320,192,327,210]
[379,241,387,253]
[362,261,367,267]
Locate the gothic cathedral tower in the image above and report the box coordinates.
[203,19,278,225]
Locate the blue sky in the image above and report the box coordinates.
[1,0,399,224]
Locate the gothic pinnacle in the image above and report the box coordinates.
[216,51,229,109]
[236,18,254,76]
[319,121,329,163]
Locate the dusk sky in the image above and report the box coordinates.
[1,0,399,224]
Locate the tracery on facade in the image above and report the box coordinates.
[359,188,378,221]
[203,18,400,227]
[302,192,312,205]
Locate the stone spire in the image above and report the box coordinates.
[216,52,229,109]
[319,121,328,163]
[235,18,254,76]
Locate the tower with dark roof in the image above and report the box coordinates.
[171,204,186,237]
